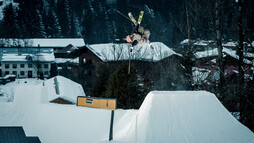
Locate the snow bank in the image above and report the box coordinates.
[115,91,254,143]
[43,76,85,104]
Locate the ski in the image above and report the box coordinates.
[137,11,144,25]
[128,12,137,26]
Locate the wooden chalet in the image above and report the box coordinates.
[69,42,183,96]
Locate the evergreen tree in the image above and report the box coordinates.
[81,1,97,43]
[106,62,144,109]
[29,9,46,38]
[241,79,254,131]
[46,9,62,38]
[1,3,20,38]
[91,64,110,97]
[57,0,71,37]
[70,11,81,37]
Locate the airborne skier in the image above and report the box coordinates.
[116,10,154,74]
[125,11,153,51]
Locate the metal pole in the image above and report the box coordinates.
[128,46,131,74]
[109,110,115,141]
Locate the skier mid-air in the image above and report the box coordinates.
[123,11,154,51]
[116,10,154,74]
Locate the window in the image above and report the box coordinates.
[5,71,9,75]
[20,71,25,76]
[0,62,1,66]
[5,64,9,69]
[28,64,32,68]
[44,64,48,69]
[12,71,17,75]
[86,99,93,104]
[13,64,17,69]
[82,58,86,64]
[20,64,25,68]
[37,64,41,68]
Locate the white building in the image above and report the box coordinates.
[0,48,54,78]
[0,38,85,78]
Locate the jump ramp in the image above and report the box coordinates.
[114,91,254,143]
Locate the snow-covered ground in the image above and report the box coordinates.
[0,78,42,102]
[0,78,254,143]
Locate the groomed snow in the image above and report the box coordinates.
[0,80,253,143]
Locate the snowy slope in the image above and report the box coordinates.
[113,91,254,143]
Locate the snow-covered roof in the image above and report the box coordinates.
[44,76,85,104]
[0,47,54,54]
[0,53,55,62]
[180,39,254,47]
[55,57,79,64]
[195,48,252,64]
[180,39,215,46]
[222,41,238,47]
[192,67,211,84]
[0,38,85,47]
[87,42,181,62]
[55,44,78,53]
[222,41,253,47]
[244,52,254,58]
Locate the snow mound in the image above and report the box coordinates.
[119,91,254,143]
[43,76,85,104]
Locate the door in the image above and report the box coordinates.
[28,71,32,78]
